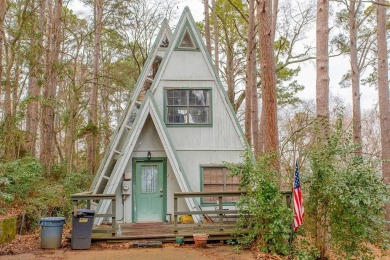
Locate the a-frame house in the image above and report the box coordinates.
[90,7,246,224]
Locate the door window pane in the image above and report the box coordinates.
[141,165,158,193]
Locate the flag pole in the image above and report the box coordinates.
[289,223,294,259]
[290,159,305,259]
[288,161,296,259]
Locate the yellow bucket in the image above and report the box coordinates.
[179,215,194,223]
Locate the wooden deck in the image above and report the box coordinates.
[66,222,241,243]
[67,191,290,244]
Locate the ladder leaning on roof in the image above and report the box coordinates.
[89,20,173,224]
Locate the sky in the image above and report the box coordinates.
[177,0,379,111]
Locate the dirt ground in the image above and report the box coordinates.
[0,234,265,260]
[1,245,258,260]
[2,234,388,259]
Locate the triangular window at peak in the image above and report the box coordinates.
[160,34,169,48]
[177,27,198,50]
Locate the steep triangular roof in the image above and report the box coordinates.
[92,7,246,224]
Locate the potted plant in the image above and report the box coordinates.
[193,222,209,248]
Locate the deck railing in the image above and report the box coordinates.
[71,192,116,236]
[173,191,292,232]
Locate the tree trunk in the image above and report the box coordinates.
[212,0,219,73]
[3,0,30,160]
[226,45,235,106]
[101,69,111,150]
[13,52,22,158]
[349,0,362,155]
[245,0,255,145]
[0,0,5,102]
[65,41,83,172]
[204,0,211,55]
[251,53,260,156]
[87,0,103,174]
[271,0,278,42]
[40,0,62,174]
[221,20,235,106]
[376,0,390,231]
[315,0,330,255]
[258,107,265,155]
[26,0,45,156]
[3,35,15,160]
[257,3,264,156]
[316,0,329,138]
[258,0,280,171]
[65,100,77,172]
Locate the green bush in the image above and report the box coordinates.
[306,117,390,258]
[0,157,92,231]
[228,151,293,255]
[0,176,13,215]
[0,157,43,205]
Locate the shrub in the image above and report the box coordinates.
[306,117,390,258]
[0,176,13,215]
[0,158,92,231]
[0,157,43,206]
[228,151,293,255]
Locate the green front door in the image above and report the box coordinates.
[134,160,166,222]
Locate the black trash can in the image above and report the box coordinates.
[71,209,95,249]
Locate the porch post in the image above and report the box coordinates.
[174,196,178,232]
[218,196,223,230]
[111,198,116,236]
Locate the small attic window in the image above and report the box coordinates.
[160,34,169,48]
[178,28,196,49]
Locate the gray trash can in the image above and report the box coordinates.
[71,209,95,249]
[39,217,66,249]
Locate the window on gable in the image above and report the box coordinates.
[178,28,196,49]
[202,167,241,204]
[160,34,169,48]
[147,55,162,79]
[166,89,210,125]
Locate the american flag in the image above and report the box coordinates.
[293,161,304,231]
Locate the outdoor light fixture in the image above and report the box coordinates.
[147,151,151,159]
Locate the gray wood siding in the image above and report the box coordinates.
[161,51,213,80]
[177,150,244,192]
[133,116,165,153]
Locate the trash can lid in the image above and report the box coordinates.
[40,217,66,226]
[73,208,95,217]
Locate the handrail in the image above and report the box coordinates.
[173,191,246,232]
[173,191,292,232]
[71,193,116,236]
